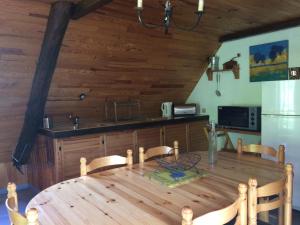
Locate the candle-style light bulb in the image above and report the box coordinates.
[198,0,204,12]
[137,0,143,8]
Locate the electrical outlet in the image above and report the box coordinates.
[289,67,300,80]
[202,108,206,113]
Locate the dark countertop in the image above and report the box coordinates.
[39,115,209,139]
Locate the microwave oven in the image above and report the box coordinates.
[218,106,261,131]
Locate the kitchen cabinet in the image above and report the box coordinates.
[58,131,135,180]
[163,123,188,153]
[136,127,163,162]
[105,130,135,159]
[188,121,208,152]
[29,116,209,189]
[60,135,105,180]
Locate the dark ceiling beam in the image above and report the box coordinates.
[71,0,112,20]
[220,17,300,42]
[13,1,72,169]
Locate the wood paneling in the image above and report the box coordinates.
[27,135,56,190]
[105,130,135,157]
[1,0,300,187]
[0,162,27,189]
[28,120,208,189]
[60,134,105,179]
[136,127,162,162]
[163,123,188,153]
[13,1,72,167]
[188,121,208,152]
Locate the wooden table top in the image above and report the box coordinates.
[27,151,284,225]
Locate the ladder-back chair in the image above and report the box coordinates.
[80,149,133,176]
[248,163,293,225]
[139,140,179,163]
[182,183,248,225]
[237,138,285,164]
[5,182,39,225]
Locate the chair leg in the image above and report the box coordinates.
[278,203,284,225]
[284,164,293,225]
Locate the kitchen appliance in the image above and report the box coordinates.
[218,106,261,131]
[173,104,197,116]
[261,80,300,210]
[161,102,173,118]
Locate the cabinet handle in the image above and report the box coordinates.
[102,139,104,144]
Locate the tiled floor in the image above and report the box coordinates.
[0,186,300,225]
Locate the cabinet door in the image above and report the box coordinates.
[60,135,105,180]
[105,130,135,159]
[189,121,208,152]
[136,127,163,162]
[164,123,188,153]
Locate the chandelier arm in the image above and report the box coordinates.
[172,12,203,31]
[137,9,162,29]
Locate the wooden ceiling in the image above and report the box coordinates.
[38,0,300,39]
[1,0,300,186]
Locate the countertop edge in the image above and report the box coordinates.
[39,115,209,139]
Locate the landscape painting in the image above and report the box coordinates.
[250,40,288,82]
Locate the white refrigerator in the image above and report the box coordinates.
[262,80,300,210]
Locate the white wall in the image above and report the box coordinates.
[187,26,300,147]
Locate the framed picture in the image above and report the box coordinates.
[250,40,288,82]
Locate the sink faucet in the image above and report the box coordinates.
[68,113,80,130]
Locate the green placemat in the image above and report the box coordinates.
[145,169,207,188]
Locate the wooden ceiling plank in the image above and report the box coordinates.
[71,0,113,20]
[220,16,300,42]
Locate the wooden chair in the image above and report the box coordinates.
[182,183,248,225]
[80,149,133,176]
[237,138,285,164]
[139,140,179,163]
[248,163,293,225]
[203,127,234,150]
[5,182,39,225]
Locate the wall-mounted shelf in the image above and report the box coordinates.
[206,64,240,81]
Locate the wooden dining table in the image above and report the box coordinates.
[26,151,284,225]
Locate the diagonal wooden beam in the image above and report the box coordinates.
[220,17,300,42]
[12,1,72,169]
[71,0,112,20]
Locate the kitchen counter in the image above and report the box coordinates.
[39,115,209,138]
[31,115,209,189]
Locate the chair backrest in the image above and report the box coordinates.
[248,163,293,225]
[139,140,179,163]
[237,138,285,164]
[203,127,234,150]
[5,183,39,225]
[80,149,133,176]
[182,183,248,225]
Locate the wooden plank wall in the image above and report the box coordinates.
[46,0,217,119]
[0,0,48,187]
[0,0,218,188]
